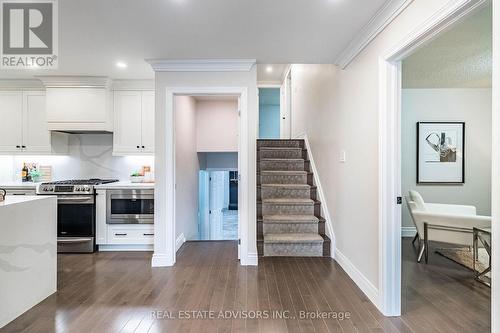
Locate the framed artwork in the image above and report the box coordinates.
[417,122,465,184]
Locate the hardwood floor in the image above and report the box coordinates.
[1,240,490,332]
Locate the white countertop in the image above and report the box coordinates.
[0,195,53,207]
[0,181,40,189]
[94,181,155,190]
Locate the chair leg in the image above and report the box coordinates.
[424,223,429,263]
[417,242,425,263]
[412,233,419,246]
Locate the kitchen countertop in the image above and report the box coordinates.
[94,181,155,190]
[0,195,54,207]
[0,181,40,189]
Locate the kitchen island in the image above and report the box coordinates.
[0,196,57,329]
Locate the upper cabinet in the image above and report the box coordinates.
[0,91,64,154]
[113,90,155,155]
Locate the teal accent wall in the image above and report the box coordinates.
[259,88,280,139]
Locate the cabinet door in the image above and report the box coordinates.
[23,91,51,153]
[113,91,142,154]
[0,91,23,153]
[141,91,155,153]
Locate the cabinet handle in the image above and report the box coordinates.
[16,145,20,148]
[21,145,26,149]
[115,233,127,236]
[142,146,145,149]
[143,233,154,236]
[136,145,140,149]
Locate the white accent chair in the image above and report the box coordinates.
[405,190,491,263]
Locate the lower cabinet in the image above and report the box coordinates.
[95,189,154,250]
[107,225,154,245]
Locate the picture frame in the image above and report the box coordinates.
[417,121,465,184]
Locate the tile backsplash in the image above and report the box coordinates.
[0,134,154,182]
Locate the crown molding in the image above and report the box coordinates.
[112,79,155,91]
[0,79,44,90]
[146,59,256,72]
[36,76,111,88]
[335,0,414,69]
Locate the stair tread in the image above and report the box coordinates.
[264,233,324,243]
[263,215,319,223]
[260,170,308,175]
[260,183,310,188]
[262,198,314,205]
[260,158,304,161]
[259,147,303,151]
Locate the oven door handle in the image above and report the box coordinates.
[58,238,92,243]
[58,197,94,204]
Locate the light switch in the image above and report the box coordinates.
[340,150,346,163]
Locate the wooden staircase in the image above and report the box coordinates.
[257,139,331,257]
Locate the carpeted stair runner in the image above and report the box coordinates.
[257,139,330,257]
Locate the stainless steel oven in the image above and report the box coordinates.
[57,194,95,253]
[106,189,154,224]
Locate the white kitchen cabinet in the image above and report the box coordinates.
[141,91,155,154]
[95,189,107,245]
[107,225,154,245]
[0,91,57,154]
[113,90,155,155]
[0,91,23,153]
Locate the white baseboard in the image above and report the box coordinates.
[244,253,258,266]
[334,248,379,309]
[151,253,174,267]
[298,133,336,259]
[176,233,186,252]
[402,227,417,238]
[98,244,153,252]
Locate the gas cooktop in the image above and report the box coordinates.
[38,179,119,195]
[42,179,119,186]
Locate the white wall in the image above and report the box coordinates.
[175,96,200,241]
[401,89,492,229]
[154,68,258,265]
[290,0,450,295]
[0,134,154,182]
[196,100,238,152]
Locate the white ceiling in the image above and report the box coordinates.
[0,0,389,80]
[402,4,492,89]
[257,64,289,84]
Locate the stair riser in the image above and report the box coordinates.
[263,223,318,234]
[259,160,304,171]
[264,243,323,257]
[258,149,303,159]
[258,140,304,148]
[262,203,314,215]
[260,174,308,185]
[260,187,310,200]
[257,187,316,200]
[257,221,325,238]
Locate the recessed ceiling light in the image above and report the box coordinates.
[116,61,127,69]
[266,66,273,73]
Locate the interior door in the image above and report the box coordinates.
[23,91,51,153]
[281,71,292,139]
[209,171,225,240]
[0,91,23,152]
[141,91,155,153]
[198,171,210,240]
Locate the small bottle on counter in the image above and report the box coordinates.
[22,163,28,182]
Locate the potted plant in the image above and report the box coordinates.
[130,172,144,183]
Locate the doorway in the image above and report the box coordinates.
[198,170,238,240]
[169,91,244,264]
[258,88,280,139]
[378,0,495,318]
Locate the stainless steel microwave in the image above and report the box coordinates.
[106,189,154,224]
